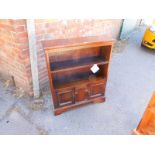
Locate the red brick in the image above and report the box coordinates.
[14,26,25,32]
[0,19,32,94]
[12,19,26,26]
[0,19,122,95]
[0,24,14,31]
[17,31,28,38]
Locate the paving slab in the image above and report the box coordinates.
[0,81,17,120]
[0,110,39,135]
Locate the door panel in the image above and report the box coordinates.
[88,82,105,98]
[55,88,75,107]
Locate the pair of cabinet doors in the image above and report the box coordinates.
[55,81,105,108]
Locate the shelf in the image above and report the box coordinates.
[53,73,105,90]
[50,56,109,73]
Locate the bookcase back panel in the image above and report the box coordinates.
[49,47,101,63]
[53,64,105,78]
[53,70,100,86]
[100,45,112,61]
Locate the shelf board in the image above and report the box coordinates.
[54,76,105,90]
[50,56,109,73]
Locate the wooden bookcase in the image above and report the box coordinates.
[43,36,113,115]
[133,92,155,135]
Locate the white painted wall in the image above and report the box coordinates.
[120,19,138,40]
[26,19,40,98]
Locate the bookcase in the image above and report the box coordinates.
[133,92,155,135]
[43,36,113,115]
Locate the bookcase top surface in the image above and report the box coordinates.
[42,35,114,50]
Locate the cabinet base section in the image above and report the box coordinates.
[54,96,105,116]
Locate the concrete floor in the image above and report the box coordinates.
[0,27,155,135]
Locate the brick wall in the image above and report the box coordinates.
[0,19,32,94]
[35,19,123,89]
[0,19,122,95]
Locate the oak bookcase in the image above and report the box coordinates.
[43,36,113,115]
[133,92,155,135]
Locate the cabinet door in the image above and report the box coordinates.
[75,87,89,103]
[55,88,75,107]
[88,82,105,99]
